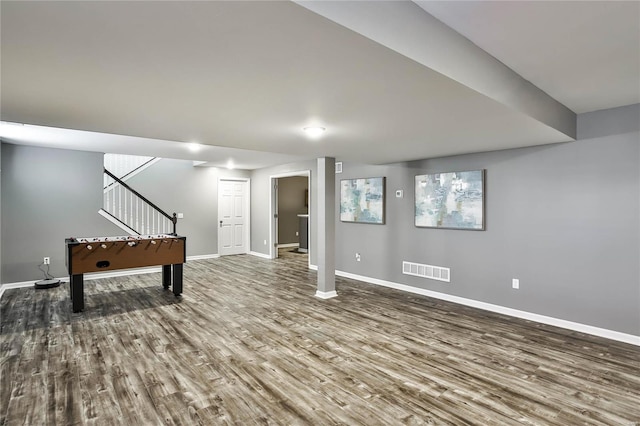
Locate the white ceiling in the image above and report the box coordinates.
[416,1,640,114]
[1,1,638,169]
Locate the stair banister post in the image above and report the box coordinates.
[172,212,178,236]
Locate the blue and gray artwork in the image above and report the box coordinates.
[340,177,385,224]
[415,170,484,230]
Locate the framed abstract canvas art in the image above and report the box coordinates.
[415,170,485,230]
[340,177,385,224]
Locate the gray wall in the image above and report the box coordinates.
[125,160,249,256]
[1,144,122,283]
[0,146,250,283]
[334,104,639,335]
[3,105,637,335]
[277,176,308,245]
[250,160,316,261]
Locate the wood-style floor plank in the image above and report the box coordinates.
[1,249,639,425]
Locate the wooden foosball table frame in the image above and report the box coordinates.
[65,234,186,312]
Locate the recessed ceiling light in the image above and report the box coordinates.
[187,142,202,152]
[303,126,326,138]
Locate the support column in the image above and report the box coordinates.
[316,157,337,299]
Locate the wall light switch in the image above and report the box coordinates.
[177,213,184,219]
[512,279,520,289]
[395,190,403,198]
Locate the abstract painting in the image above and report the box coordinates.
[340,177,385,224]
[415,170,484,230]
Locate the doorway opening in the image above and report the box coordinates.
[270,171,310,268]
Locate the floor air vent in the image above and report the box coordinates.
[402,261,450,283]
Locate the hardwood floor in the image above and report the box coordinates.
[1,250,639,425]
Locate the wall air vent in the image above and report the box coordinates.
[402,261,450,283]
[335,162,343,173]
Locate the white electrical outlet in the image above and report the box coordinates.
[512,278,520,289]
[355,253,361,262]
[43,257,50,265]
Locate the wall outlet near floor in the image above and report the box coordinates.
[355,253,361,262]
[512,278,520,289]
[43,257,50,265]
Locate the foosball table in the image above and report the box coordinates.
[65,234,186,312]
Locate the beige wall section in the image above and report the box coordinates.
[277,176,308,245]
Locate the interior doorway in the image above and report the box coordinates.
[270,171,310,267]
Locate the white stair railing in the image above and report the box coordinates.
[103,154,158,187]
[102,168,177,235]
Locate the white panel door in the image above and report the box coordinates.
[218,179,248,256]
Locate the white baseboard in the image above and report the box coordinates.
[0,253,219,299]
[309,265,338,299]
[250,251,272,259]
[0,281,36,299]
[315,290,338,299]
[333,269,640,346]
[187,254,220,261]
[277,243,299,249]
[4,258,636,346]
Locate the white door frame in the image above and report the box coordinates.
[269,170,311,267]
[217,177,251,256]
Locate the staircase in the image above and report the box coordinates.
[100,157,177,235]
[103,154,160,187]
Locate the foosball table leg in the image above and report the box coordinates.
[162,264,172,289]
[70,274,84,312]
[172,263,183,297]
